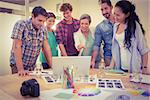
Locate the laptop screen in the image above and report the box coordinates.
[52,56,91,77]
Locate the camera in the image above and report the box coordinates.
[20,79,40,97]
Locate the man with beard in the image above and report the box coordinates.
[91,0,114,68]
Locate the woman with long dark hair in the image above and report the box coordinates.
[110,0,149,74]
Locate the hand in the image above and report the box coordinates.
[90,60,95,69]
[78,44,85,51]
[18,69,29,76]
[142,67,150,75]
[104,66,113,70]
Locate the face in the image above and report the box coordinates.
[32,14,46,30]
[62,10,72,22]
[80,19,90,32]
[46,17,55,28]
[114,7,129,24]
[100,3,112,19]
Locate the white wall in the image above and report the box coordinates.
[76,0,100,31]
[134,0,150,48]
[0,13,22,75]
[30,0,62,18]
[148,0,150,48]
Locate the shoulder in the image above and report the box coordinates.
[72,18,79,24]
[74,29,82,36]
[134,21,144,39]
[57,19,66,26]
[113,23,119,31]
[114,23,119,27]
[135,21,141,30]
[14,20,26,27]
[41,27,47,33]
[73,18,79,22]
[96,20,109,29]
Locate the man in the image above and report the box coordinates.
[10,6,52,76]
[91,0,114,68]
[56,3,80,56]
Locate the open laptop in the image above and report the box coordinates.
[52,56,91,77]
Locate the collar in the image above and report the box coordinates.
[27,18,35,31]
[61,17,75,25]
[26,18,44,35]
[104,19,114,25]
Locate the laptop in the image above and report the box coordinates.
[52,56,91,77]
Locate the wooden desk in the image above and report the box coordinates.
[0,69,149,100]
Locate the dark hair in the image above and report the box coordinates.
[115,0,145,49]
[32,6,47,17]
[98,0,112,7]
[47,12,56,19]
[60,3,72,12]
[80,14,91,24]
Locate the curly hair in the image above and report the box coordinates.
[60,3,72,12]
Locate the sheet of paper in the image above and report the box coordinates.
[96,78,125,90]
[130,74,150,84]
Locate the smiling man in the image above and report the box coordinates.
[56,3,80,56]
[91,0,115,68]
[10,6,52,76]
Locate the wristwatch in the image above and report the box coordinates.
[142,66,147,68]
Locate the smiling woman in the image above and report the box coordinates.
[111,0,150,74]
[74,14,94,56]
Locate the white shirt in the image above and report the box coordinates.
[115,31,131,70]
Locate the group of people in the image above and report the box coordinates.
[10,0,149,76]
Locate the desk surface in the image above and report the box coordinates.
[0,69,149,100]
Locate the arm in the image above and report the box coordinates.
[74,32,85,51]
[135,22,150,74]
[11,20,29,76]
[91,25,102,68]
[59,44,67,56]
[56,23,67,56]
[42,40,52,68]
[13,39,28,76]
[142,53,149,74]
[91,50,98,68]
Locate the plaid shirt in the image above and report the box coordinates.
[10,19,47,70]
[56,18,80,46]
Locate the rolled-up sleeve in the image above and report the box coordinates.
[93,25,102,51]
[74,32,80,50]
[42,27,48,40]
[136,22,150,55]
[11,20,25,40]
[56,24,63,44]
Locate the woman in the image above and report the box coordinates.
[110,0,149,74]
[74,14,94,56]
[40,12,58,69]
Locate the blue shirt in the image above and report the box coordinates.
[93,19,113,58]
